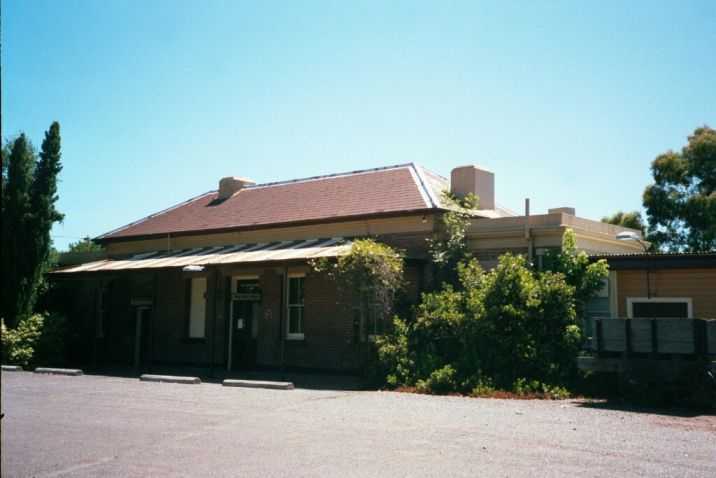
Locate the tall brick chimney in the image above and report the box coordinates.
[217,176,255,200]
[450,165,494,210]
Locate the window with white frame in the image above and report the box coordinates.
[287,275,305,339]
[188,277,207,338]
[627,297,692,318]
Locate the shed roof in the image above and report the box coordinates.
[592,252,716,270]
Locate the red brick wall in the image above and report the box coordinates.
[255,270,363,371]
[64,260,424,372]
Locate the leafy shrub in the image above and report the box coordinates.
[1,312,67,368]
[313,239,404,343]
[416,364,458,394]
[471,378,496,396]
[375,238,608,396]
[428,191,478,289]
[376,318,415,387]
[33,312,68,367]
[512,378,570,399]
[2,315,43,367]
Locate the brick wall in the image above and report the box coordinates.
[62,259,424,372]
[255,269,362,371]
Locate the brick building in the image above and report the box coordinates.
[54,163,642,372]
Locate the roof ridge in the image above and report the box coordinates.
[247,163,417,189]
[409,164,440,208]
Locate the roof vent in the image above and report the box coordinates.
[548,207,576,215]
[450,165,494,210]
[217,177,255,200]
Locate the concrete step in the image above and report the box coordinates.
[140,374,201,384]
[223,379,294,390]
[35,367,83,376]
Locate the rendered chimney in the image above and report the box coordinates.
[217,176,255,200]
[548,207,576,215]
[450,165,494,210]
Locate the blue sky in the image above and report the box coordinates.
[3,1,715,250]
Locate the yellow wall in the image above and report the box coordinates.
[616,268,716,319]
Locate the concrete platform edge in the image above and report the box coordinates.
[223,379,294,390]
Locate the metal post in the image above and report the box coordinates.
[149,273,158,373]
[280,267,287,381]
[92,276,102,366]
[211,268,219,379]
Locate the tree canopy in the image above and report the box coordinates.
[643,126,716,252]
[376,229,608,396]
[1,122,64,326]
[312,239,404,340]
[68,236,104,252]
[601,210,646,234]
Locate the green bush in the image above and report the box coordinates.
[1,312,67,368]
[416,364,458,394]
[471,378,496,396]
[512,378,570,399]
[375,242,607,396]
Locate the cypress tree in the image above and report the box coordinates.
[1,134,37,324]
[1,123,64,326]
[31,122,65,295]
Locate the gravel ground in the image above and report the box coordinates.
[1,371,714,477]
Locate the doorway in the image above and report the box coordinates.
[229,278,260,370]
[134,306,151,366]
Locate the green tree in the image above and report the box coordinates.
[313,239,404,340]
[2,134,37,325]
[68,236,104,252]
[601,210,646,234]
[377,253,584,394]
[376,230,608,395]
[643,126,716,252]
[540,230,609,317]
[1,123,64,326]
[427,191,478,288]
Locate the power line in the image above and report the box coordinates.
[51,235,90,239]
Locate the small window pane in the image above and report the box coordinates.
[632,302,688,318]
[289,277,304,305]
[288,306,303,334]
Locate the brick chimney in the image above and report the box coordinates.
[450,165,494,210]
[217,177,254,200]
[548,207,576,215]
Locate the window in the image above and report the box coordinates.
[188,277,207,338]
[287,275,305,339]
[627,297,692,318]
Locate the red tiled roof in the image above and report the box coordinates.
[97,164,445,241]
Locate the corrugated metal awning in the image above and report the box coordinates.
[54,238,352,273]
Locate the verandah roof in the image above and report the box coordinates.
[54,238,352,273]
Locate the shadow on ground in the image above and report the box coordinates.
[575,399,714,418]
[81,365,362,391]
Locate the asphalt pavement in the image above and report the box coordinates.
[1,371,714,477]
